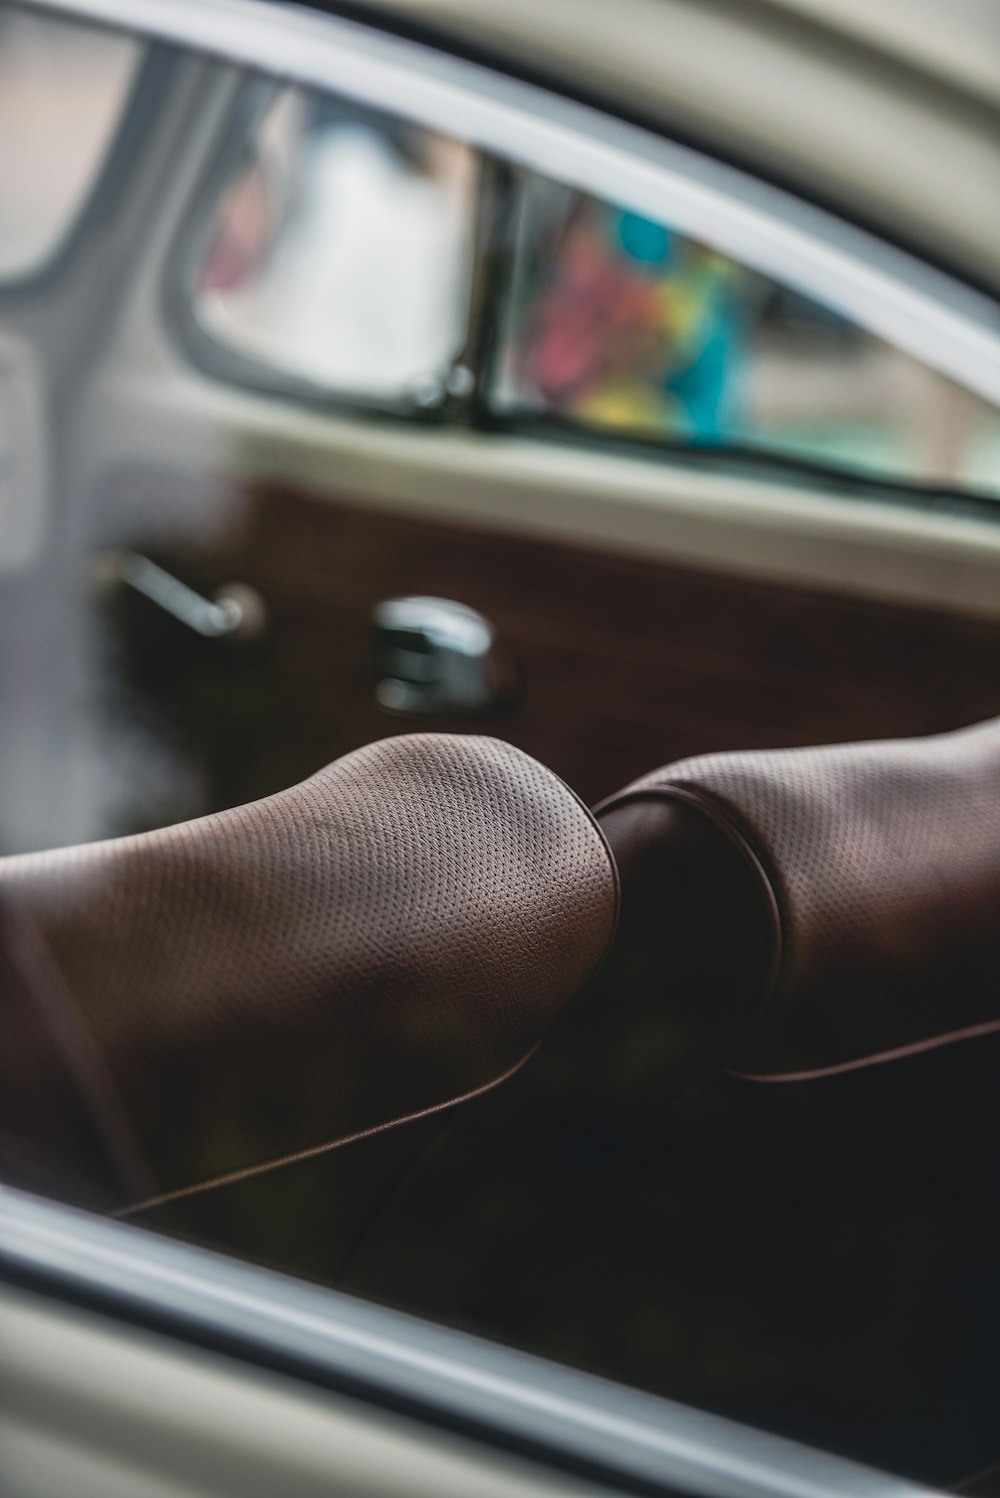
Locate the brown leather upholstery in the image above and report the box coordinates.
[0,734,618,1213]
[597,715,1000,1080]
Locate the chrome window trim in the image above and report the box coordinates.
[0,1186,937,1498]
[16,0,1000,415]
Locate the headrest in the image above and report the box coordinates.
[0,734,618,1212]
[597,716,1000,1081]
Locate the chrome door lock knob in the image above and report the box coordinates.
[373,597,511,714]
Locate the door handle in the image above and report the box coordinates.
[373,596,511,714]
[114,553,267,641]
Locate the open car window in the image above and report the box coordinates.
[190,85,478,402]
[0,5,143,282]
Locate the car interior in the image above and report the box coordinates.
[2,1,1000,1492]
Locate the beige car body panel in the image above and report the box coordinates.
[347,0,1000,292]
[0,1288,615,1498]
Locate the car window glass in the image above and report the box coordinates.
[192,86,477,401]
[495,176,1000,500]
[0,5,142,281]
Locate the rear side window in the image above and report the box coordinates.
[191,86,478,402]
[0,5,142,281]
[496,177,1000,501]
[185,80,1000,501]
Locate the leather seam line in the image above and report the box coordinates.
[596,780,785,995]
[594,781,786,1066]
[730,1018,1000,1082]
[559,779,621,962]
[114,1042,541,1219]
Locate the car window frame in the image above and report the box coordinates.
[475,162,1000,513]
[164,67,490,425]
[61,0,997,510]
[0,1183,937,1498]
[165,74,1000,512]
[0,9,179,298]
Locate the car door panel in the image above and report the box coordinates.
[100,463,1000,817]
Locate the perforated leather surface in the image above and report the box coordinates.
[0,734,617,1211]
[607,716,1000,1076]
